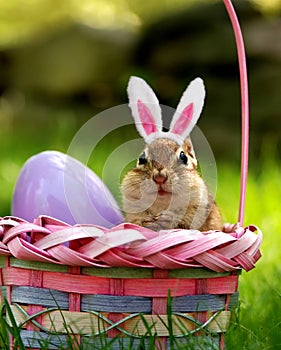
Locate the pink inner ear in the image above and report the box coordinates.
[171,103,194,135]
[137,99,157,135]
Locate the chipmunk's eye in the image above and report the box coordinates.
[179,151,188,165]
[138,152,147,165]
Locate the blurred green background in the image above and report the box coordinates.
[0,0,280,348]
[0,0,280,215]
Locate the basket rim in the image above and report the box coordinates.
[0,215,262,272]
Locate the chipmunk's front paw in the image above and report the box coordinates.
[143,211,175,231]
[157,212,175,229]
[143,222,161,231]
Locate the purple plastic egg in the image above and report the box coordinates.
[12,151,124,227]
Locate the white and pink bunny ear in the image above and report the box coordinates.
[127,76,205,145]
[127,76,163,143]
[167,78,205,144]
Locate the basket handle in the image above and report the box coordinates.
[223,0,249,226]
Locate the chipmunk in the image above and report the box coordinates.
[121,76,222,232]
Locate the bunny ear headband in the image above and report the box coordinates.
[127,76,205,145]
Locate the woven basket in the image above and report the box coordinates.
[0,1,263,349]
[0,217,261,349]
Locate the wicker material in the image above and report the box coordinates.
[0,216,261,272]
[0,216,261,349]
[1,258,240,349]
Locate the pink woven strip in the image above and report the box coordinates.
[152,269,169,313]
[164,232,236,260]
[195,279,208,336]
[1,267,239,296]
[152,270,169,350]
[68,266,82,312]
[0,216,262,272]
[26,304,43,332]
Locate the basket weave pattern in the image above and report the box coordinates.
[0,216,261,271]
[0,216,261,349]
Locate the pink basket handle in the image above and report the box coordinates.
[224,0,249,226]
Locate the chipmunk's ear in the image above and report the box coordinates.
[168,78,205,143]
[127,76,163,142]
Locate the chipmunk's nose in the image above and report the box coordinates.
[153,171,168,185]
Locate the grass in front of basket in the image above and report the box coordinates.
[0,297,221,350]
